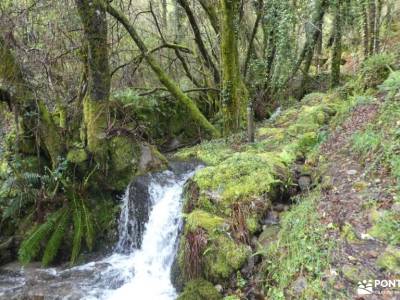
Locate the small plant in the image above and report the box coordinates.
[351,127,382,157]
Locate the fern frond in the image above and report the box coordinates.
[42,207,70,266]
[81,200,94,251]
[70,204,83,265]
[18,208,64,264]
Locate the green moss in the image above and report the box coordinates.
[110,136,140,172]
[186,210,225,233]
[246,216,259,234]
[341,264,371,283]
[176,141,234,166]
[67,148,88,164]
[193,152,287,208]
[341,223,361,243]
[82,96,108,162]
[203,235,250,281]
[368,211,400,245]
[376,246,400,274]
[178,279,222,300]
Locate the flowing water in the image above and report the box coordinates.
[0,163,198,300]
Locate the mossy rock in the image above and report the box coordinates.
[376,246,400,274]
[193,152,288,211]
[203,235,251,281]
[177,279,222,300]
[138,143,168,174]
[109,136,141,173]
[186,210,225,233]
[257,225,279,248]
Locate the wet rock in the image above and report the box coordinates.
[120,175,152,251]
[138,144,167,173]
[257,225,279,248]
[261,210,279,225]
[298,175,311,191]
[291,276,307,295]
[241,256,256,278]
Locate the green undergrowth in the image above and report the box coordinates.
[351,71,400,186]
[262,190,334,299]
[174,90,362,290]
[349,71,400,272]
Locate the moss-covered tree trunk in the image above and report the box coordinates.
[299,0,328,97]
[106,4,219,138]
[75,0,111,163]
[220,0,248,132]
[0,34,63,166]
[331,0,342,88]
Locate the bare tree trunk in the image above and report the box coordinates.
[178,0,220,85]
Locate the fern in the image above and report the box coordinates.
[18,209,64,264]
[70,203,83,265]
[42,207,70,266]
[81,200,94,251]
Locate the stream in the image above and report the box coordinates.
[0,163,198,300]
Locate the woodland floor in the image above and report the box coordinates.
[317,95,398,299]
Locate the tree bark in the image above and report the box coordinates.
[298,0,328,97]
[331,0,342,88]
[220,0,248,132]
[0,34,63,166]
[75,0,111,161]
[198,0,220,35]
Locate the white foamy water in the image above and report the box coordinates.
[103,170,193,300]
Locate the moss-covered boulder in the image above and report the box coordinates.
[177,279,222,300]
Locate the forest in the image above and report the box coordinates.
[0,0,400,299]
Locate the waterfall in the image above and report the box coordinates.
[104,168,196,299]
[0,164,198,300]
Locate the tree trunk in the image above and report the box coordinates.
[75,0,111,162]
[0,34,63,166]
[331,0,342,88]
[198,0,220,34]
[361,0,370,58]
[220,0,248,132]
[299,0,328,97]
[368,0,376,54]
[106,4,219,138]
[177,0,220,85]
[374,0,382,53]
